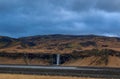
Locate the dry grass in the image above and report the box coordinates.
[63,56,120,67]
[0,57,49,65]
[0,74,103,79]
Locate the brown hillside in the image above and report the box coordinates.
[63,56,120,67]
[0,35,120,54]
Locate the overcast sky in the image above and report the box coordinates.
[0,0,120,37]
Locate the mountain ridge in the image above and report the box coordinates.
[0,34,120,53]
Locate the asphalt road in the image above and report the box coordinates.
[0,65,119,78]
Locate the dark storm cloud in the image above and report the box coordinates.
[65,0,120,12]
[0,0,120,37]
[96,0,120,12]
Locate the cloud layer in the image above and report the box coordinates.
[0,0,120,37]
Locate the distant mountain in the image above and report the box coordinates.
[0,36,19,48]
[0,35,120,67]
[0,34,120,53]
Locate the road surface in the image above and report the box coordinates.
[0,65,119,78]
